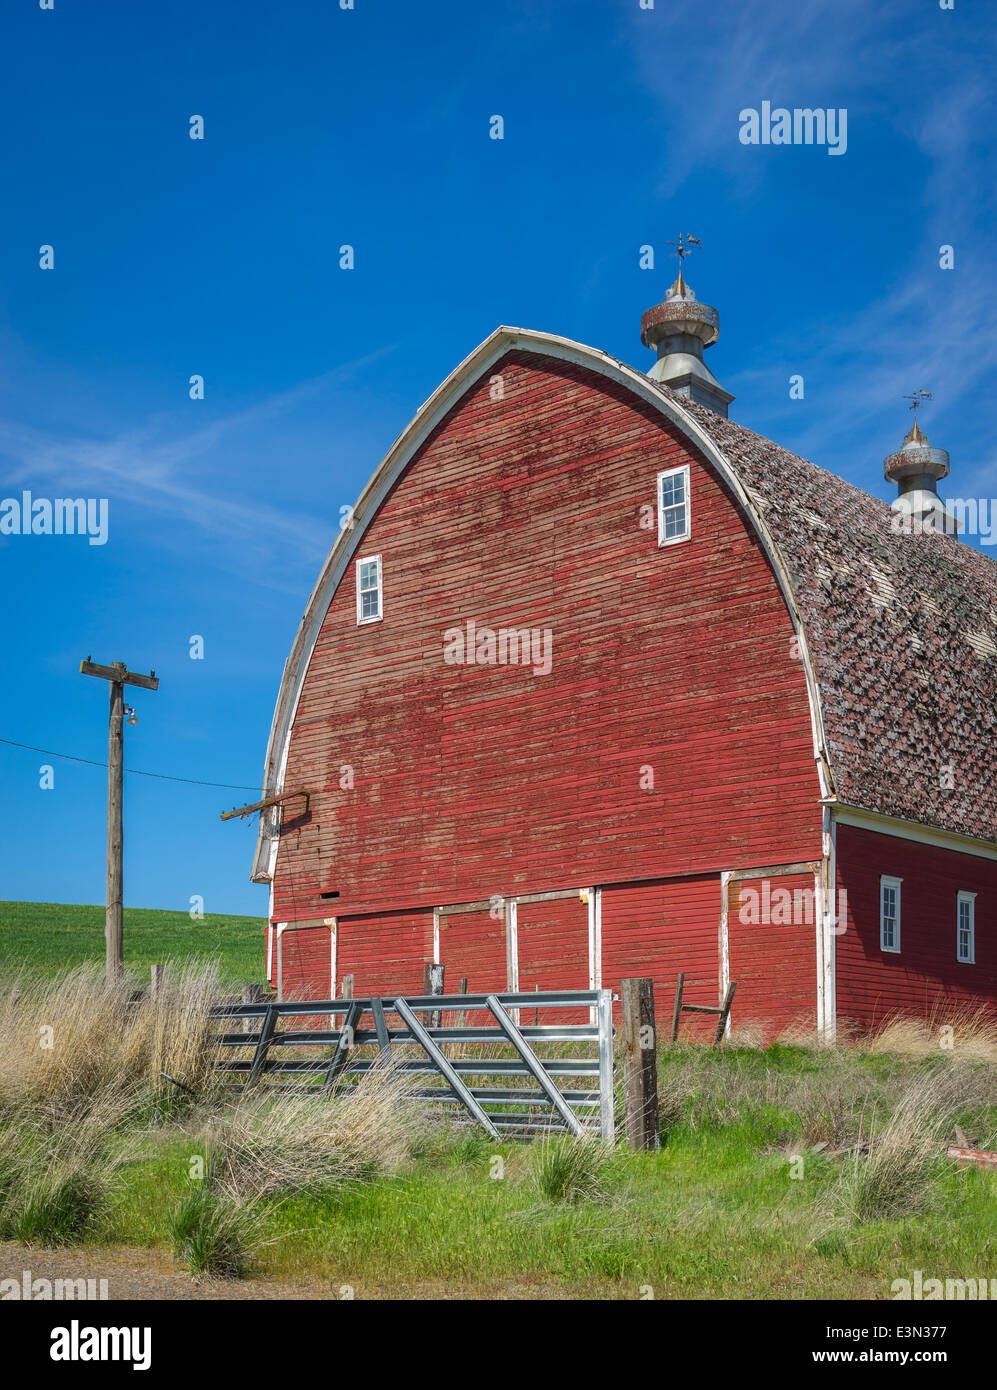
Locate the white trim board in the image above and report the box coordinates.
[817,808,837,1042]
[718,871,732,1030]
[829,802,997,863]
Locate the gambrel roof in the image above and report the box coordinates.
[252,328,997,881]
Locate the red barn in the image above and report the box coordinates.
[249,271,997,1038]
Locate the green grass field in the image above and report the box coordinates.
[0,949,993,1298]
[0,901,267,986]
[63,1042,997,1298]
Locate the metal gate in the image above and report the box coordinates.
[208,988,615,1140]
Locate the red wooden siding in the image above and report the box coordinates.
[277,923,331,1025]
[439,908,506,1024]
[517,896,590,1023]
[334,910,433,999]
[727,873,818,1039]
[600,875,721,1036]
[272,351,822,925]
[517,898,589,992]
[835,825,997,1028]
[439,908,507,992]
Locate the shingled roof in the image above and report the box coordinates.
[667,387,997,847]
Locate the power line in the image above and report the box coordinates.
[0,736,261,792]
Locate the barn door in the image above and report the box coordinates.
[726,872,818,1041]
[516,895,591,1022]
[336,911,433,998]
[438,907,508,1024]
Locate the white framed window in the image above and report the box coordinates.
[957,892,976,964]
[880,875,902,953]
[657,464,691,547]
[355,554,382,625]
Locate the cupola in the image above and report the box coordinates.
[640,237,733,417]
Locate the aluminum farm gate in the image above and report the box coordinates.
[208,988,615,1140]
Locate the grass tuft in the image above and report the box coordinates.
[839,1070,967,1223]
[529,1132,618,1205]
[167,1186,265,1279]
[0,959,222,1129]
[203,1066,427,1204]
[10,1168,108,1246]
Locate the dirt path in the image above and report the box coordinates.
[0,1242,595,1300]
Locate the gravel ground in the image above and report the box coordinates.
[1,1242,335,1300]
[0,1242,588,1300]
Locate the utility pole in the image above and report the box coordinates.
[80,658,159,977]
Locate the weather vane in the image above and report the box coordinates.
[665,233,702,268]
[903,388,932,421]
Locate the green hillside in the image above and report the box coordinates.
[0,901,267,986]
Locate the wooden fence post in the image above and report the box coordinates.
[149,963,164,999]
[241,981,262,1034]
[425,962,445,1028]
[713,981,736,1045]
[621,977,659,1150]
[670,972,685,1043]
[455,976,468,1029]
[341,974,354,999]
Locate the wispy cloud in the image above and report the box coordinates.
[0,348,396,588]
[625,0,997,504]
[628,0,913,193]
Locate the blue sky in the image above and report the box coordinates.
[1,0,994,918]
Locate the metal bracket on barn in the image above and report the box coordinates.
[671,973,736,1044]
[207,988,616,1141]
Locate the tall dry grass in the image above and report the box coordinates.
[657,1016,995,1148]
[202,1065,428,1203]
[839,1068,975,1222]
[0,960,226,1244]
[864,1007,997,1065]
[0,959,221,1127]
[0,964,435,1268]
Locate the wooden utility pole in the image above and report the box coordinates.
[80,658,159,977]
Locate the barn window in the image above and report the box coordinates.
[657,464,691,547]
[957,892,976,964]
[355,554,382,624]
[880,876,901,953]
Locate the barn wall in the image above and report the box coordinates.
[334,909,434,999]
[272,352,822,924]
[835,824,997,1028]
[438,907,506,994]
[438,907,506,1024]
[727,872,818,1039]
[517,897,590,993]
[516,896,591,1023]
[600,875,721,1036]
[276,922,331,1025]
